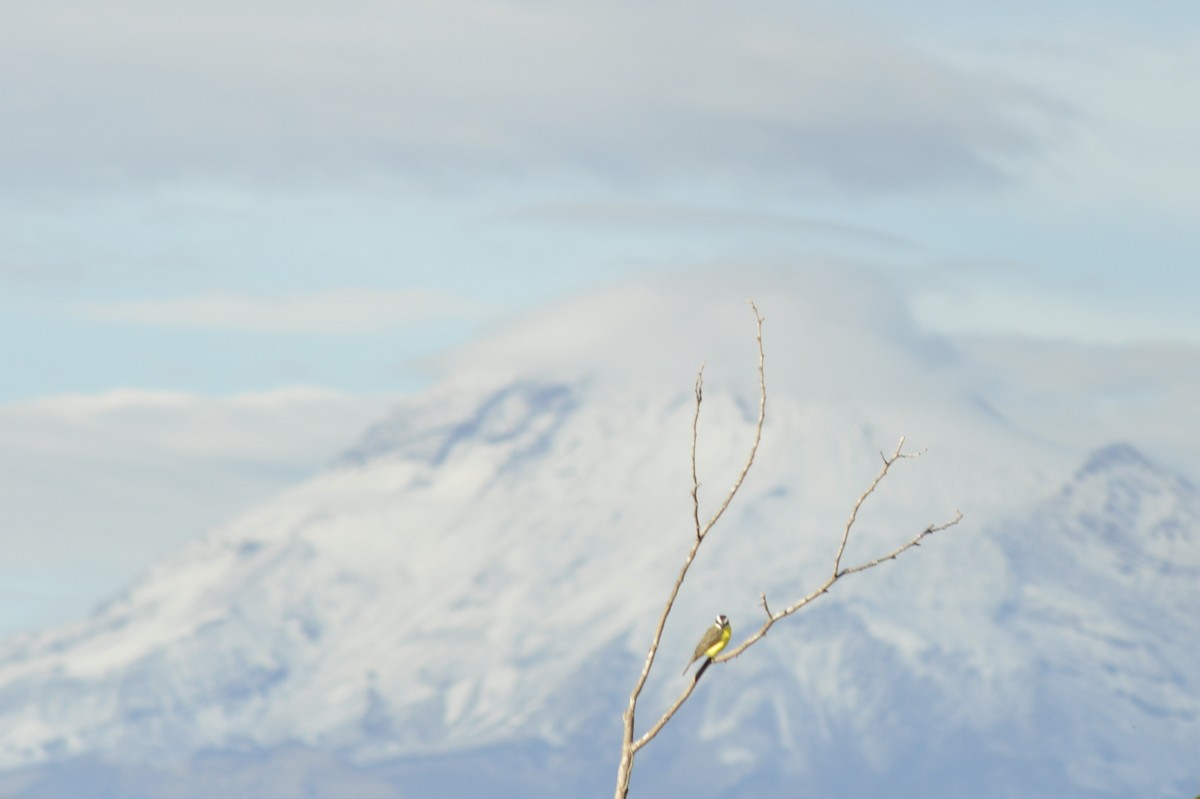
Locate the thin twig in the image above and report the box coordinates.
[691,366,705,539]
[832,437,924,577]
[697,301,766,541]
[838,511,963,577]
[717,502,961,663]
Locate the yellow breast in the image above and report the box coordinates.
[703,624,732,658]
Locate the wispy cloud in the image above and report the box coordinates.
[78,288,495,334]
[495,202,919,250]
[0,0,1062,193]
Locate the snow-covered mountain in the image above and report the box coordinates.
[0,268,1196,798]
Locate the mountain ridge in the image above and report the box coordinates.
[0,271,1195,797]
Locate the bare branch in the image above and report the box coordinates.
[717,504,963,664]
[615,525,704,798]
[691,366,705,540]
[614,299,963,799]
[838,510,964,577]
[632,680,699,752]
[697,301,765,541]
[613,303,766,799]
[832,436,925,577]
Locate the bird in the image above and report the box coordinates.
[683,614,731,675]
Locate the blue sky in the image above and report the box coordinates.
[2,1,1199,635]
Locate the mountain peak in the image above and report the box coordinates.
[1051,441,1199,565]
[1074,442,1154,480]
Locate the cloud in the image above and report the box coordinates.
[0,0,1062,193]
[1023,35,1200,220]
[436,262,935,400]
[495,202,919,249]
[910,282,1200,346]
[78,288,495,334]
[0,387,397,636]
[955,337,1200,484]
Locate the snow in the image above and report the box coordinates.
[0,267,1195,797]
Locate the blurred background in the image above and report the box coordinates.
[2,0,1197,637]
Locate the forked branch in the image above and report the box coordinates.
[716,440,962,663]
[613,301,765,799]
[613,303,962,799]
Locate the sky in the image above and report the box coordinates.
[2,0,1199,637]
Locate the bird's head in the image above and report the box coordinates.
[715,614,729,628]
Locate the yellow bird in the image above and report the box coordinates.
[683,614,732,675]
